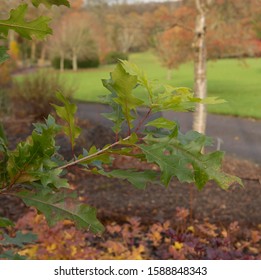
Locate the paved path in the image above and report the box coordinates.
[76,102,261,165]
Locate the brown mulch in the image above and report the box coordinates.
[68,156,261,228]
[1,118,261,229]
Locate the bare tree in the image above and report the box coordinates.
[49,13,96,71]
[48,22,68,71]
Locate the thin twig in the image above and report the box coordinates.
[57,135,132,170]
[135,108,152,133]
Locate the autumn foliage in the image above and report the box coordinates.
[11,209,261,260]
[155,26,193,78]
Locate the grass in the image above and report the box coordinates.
[16,52,261,119]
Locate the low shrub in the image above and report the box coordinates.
[11,70,76,120]
[52,56,100,70]
[51,57,72,70]
[78,56,100,68]
[104,51,129,65]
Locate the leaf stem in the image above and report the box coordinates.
[135,107,152,133]
[57,135,132,170]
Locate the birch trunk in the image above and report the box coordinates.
[38,45,46,67]
[60,51,65,72]
[72,50,78,72]
[193,0,208,135]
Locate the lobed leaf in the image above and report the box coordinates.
[120,59,154,102]
[0,4,52,40]
[0,250,26,260]
[152,86,198,113]
[140,131,242,189]
[103,63,144,132]
[139,143,194,186]
[98,169,159,189]
[146,117,178,130]
[0,232,37,247]
[16,189,104,234]
[77,145,111,167]
[7,116,64,188]
[102,78,125,134]
[52,92,81,150]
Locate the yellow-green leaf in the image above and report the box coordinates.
[0,4,52,40]
[31,0,70,8]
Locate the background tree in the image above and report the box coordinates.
[155,26,193,80]
[47,22,68,71]
[106,11,145,54]
[49,13,97,71]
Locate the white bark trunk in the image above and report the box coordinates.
[193,0,208,135]
[60,51,64,72]
[72,51,78,72]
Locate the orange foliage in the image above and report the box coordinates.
[156,26,193,71]
[12,208,261,260]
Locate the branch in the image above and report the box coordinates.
[57,135,132,170]
[135,108,152,133]
[195,0,212,14]
[169,21,194,33]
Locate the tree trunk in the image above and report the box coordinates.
[72,51,78,72]
[38,44,46,67]
[30,40,36,66]
[193,0,208,135]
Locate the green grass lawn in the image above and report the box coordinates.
[16,52,261,119]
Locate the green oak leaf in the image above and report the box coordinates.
[52,92,81,149]
[16,189,104,234]
[102,78,125,134]
[120,59,154,102]
[140,132,242,189]
[0,231,37,247]
[99,169,159,189]
[78,145,111,167]
[0,4,52,40]
[37,169,69,189]
[0,250,27,260]
[118,133,139,145]
[191,151,242,190]
[152,86,197,113]
[7,117,60,186]
[0,46,10,64]
[146,117,178,130]
[31,0,70,8]
[139,143,194,186]
[103,63,144,131]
